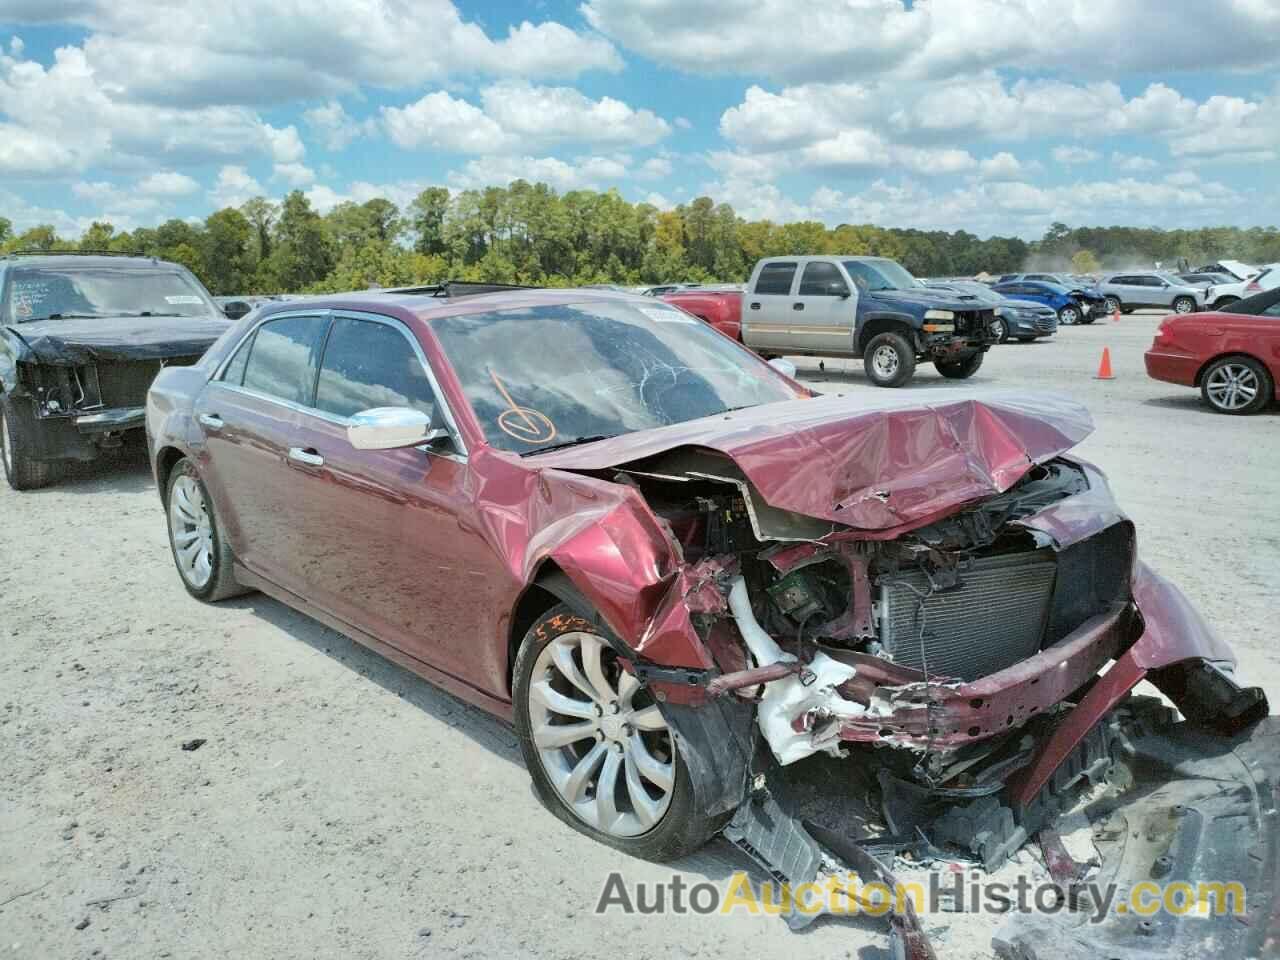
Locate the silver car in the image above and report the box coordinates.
[1096,272,1205,314]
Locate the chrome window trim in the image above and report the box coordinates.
[206,307,469,462]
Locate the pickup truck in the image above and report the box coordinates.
[662,255,997,387]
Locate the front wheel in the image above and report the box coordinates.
[935,352,984,379]
[1,395,60,491]
[165,458,250,601]
[862,332,917,387]
[1058,305,1080,325]
[1103,295,1121,315]
[1172,296,1196,314]
[1200,356,1272,415]
[989,316,1007,342]
[513,604,723,860]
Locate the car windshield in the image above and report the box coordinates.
[430,300,806,455]
[3,266,216,323]
[842,259,919,291]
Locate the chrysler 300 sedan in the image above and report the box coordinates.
[146,286,1277,956]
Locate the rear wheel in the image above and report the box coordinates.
[1103,295,1121,314]
[513,603,723,860]
[862,332,917,387]
[1173,296,1196,314]
[1200,356,1272,415]
[1058,305,1080,326]
[935,352,984,379]
[165,458,249,601]
[1,395,59,491]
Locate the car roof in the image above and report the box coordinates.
[0,252,188,271]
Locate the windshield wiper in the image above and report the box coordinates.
[523,434,617,455]
[25,313,106,322]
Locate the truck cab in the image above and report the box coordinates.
[741,256,997,387]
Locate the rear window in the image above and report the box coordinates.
[753,262,797,295]
[2,265,216,324]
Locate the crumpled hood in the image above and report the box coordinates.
[866,287,984,309]
[530,392,1094,533]
[9,314,230,364]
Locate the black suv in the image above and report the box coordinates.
[0,253,230,489]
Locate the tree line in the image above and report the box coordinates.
[2,183,1278,295]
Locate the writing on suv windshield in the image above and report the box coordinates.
[4,267,215,324]
[431,301,805,454]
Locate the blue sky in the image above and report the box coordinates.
[2,0,1278,239]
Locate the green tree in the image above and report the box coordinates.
[266,191,334,292]
[202,208,256,294]
[1071,249,1101,274]
[79,221,115,251]
[408,187,450,256]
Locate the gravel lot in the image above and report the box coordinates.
[2,310,1276,960]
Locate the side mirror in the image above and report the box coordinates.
[222,301,252,320]
[767,357,797,379]
[828,281,851,298]
[347,407,448,451]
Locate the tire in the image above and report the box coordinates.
[1103,295,1121,314]
[989,316,1007,342]
[1,395,60,491]
[935,352,984,379]
[1200,356,1272,415]
[512,603,724,861]
[165,458,249,601]
[1172,296,1196,315]
[1058,305,1080,326]
[862,331,917,388]
[1213,297,1240,311]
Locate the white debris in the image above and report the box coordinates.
[726,576,866,765]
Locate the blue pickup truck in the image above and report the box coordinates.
[737,255,999,387]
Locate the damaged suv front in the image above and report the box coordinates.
[0,253,230,489]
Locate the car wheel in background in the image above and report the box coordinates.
[1103,296,1121,314]
[1058,305,1080,325]
[862,332,916,387]
[935,352,984,379]
[1,395,59,491]
[513,603,724,861]
[1200,356,1272,415]
[989,317,1007,342]
[1172,296,1196,314]
[165,458,250,601]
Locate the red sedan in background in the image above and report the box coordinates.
[1145,285,1280,414]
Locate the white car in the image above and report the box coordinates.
[1206,263,1280,311]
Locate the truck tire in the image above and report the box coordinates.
[863,332,916,388]
[1,395,60,491]
[936,352,984,379]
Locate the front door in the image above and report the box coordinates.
[789,260,856,354]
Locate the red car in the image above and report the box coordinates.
[657,286,743,341]
[146,284,1276,955]
[1145,289,1280,414]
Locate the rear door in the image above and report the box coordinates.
[194,311,329,590]
[742,260,798,352]
[789,260,856,353]
[1110,275,1145,306]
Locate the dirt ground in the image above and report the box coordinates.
[1,310,1276,959]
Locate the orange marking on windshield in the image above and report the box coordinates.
[489,368,558,444]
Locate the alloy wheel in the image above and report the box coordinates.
[1060,306,1079,325]
[1174,298,1194,314]
[527,632,675,838]
[1205,363,1260,412]
[169,475,215,589]
[990,318,1006,341]
[872,344,900,378]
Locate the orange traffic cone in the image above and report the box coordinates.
[1112,305,1121,323]
[1095,347,1115,380]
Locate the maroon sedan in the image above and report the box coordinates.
[1145,290,1280,414]
[146,285,1277,953]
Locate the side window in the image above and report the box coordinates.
[315,317,437,419]
[241,315,326,405]
[1261,302,1280,317]
[798,262,849,296]
[219,330,255,386]
[753,262,798,295]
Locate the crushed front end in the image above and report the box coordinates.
[541,396,1273,957]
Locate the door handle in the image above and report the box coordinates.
[792,302,805,311]
[749,302,761,310]
[288,447,325,468]
[198,413,224,430]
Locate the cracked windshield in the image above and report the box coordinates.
[3,267,217,323]
[431,300,806,453]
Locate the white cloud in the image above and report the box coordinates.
[637,156,674,180]
[137,171,199,195]
[72,179,159,214]
[448,154,634,192]
[1052,146,1100,165]
[582,0,1280,82]
[1111,152,1159,172]
[382,82,670,154]
[674,117,692,130]
[303,100,375,151]
[273,162,316,187]
[3,1,621,109]
[209,165,266,208]
[978,152,1025,180]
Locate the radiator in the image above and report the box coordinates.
[878,551,1057,682]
